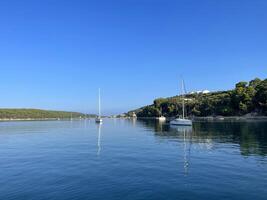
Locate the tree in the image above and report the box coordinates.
[192,107,201,116]
[249,78,261,88]
[255,79,267,114]
[236,81,248,88]
[153,98,166,107]
[239,102,248,113]
[129,78,267,117]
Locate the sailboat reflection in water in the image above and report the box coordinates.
[97,124,102,156]
[170,125,193,175]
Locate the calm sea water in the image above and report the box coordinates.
[0,119,266,200]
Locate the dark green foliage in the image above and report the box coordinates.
[249,78,261,88]
[129,78,267,117]
[254,79,267,114]
[0,109,95,119]
[235,81,248,88]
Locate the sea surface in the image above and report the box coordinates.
[0,119,266,200]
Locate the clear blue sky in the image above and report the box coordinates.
[0,0,266,115]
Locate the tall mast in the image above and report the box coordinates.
[182,79,185,119]
[98,88,101,118]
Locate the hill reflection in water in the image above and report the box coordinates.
[136,119,267,157]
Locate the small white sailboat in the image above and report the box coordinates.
[95,88,103,124]
[132,112,137,118]
[170,118,192,126]
[157,108,166,121]
[157,116,166,121]
[170,79,192,126]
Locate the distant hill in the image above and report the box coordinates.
[0,109,96,119]
[127,78,267,118]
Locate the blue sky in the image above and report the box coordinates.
[0,0,266,115]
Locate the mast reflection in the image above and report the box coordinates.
[97,124,102,156]
[170,125,193,176]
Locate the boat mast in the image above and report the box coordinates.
[182,79,185,119]
[98,88,102,118]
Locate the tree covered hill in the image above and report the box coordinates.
[0,109,95,119]
[128,78,267,118]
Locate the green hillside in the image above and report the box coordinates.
[128,78,267,118]
[0,109,95,119]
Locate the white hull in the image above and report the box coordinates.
[95,118,103,123]
[157,116,166,121]
[170,118,192,126]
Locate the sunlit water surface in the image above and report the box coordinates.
[0,119,266,200]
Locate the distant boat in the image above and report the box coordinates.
[157,108,166,121]
[157,116,166,121]
[170,118,192,126]
[215,116,225,121]
[132,112,137,118]
[170,79,192,126]
[95,88,103,124]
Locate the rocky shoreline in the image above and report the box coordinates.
[0,118,93,122]
[133,116,267,122]
[0,118,62,122]
[193,116,267,122]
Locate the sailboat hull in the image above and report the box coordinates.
[95,118,103,123]
[157,116,166,121]
[170,118,192,126]
[95,117,103,124]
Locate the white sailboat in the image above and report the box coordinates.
[95,88,103,124]
[170,79,192,126]
[157,108,166,121]
[158,116,166,121]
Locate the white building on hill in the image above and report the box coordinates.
[190,90,210,94]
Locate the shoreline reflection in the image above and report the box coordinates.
[137,119,267,157]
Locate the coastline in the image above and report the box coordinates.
[1,116,267,122]
[193,116,267,122]
[0,118,93,122]
[132,116,267,122]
